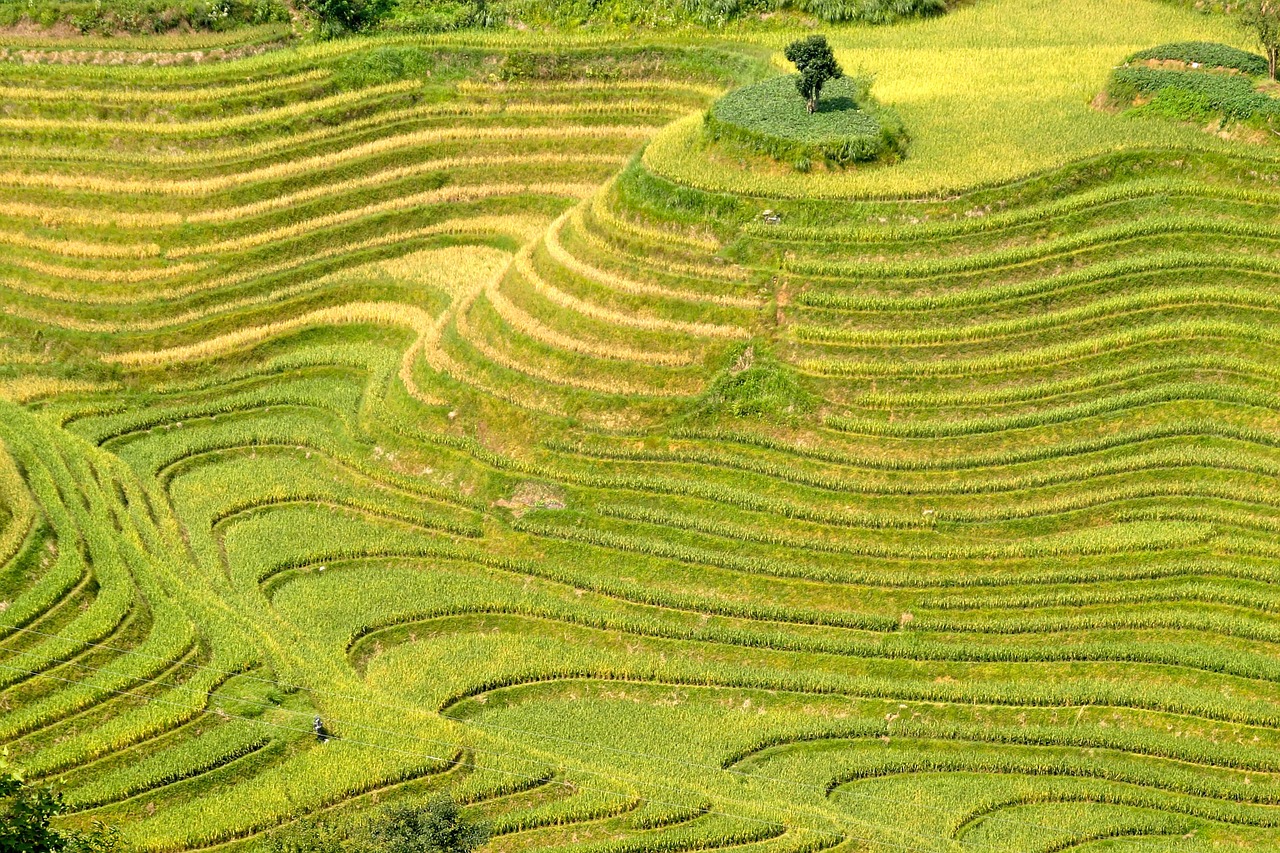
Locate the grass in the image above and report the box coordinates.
[8,2,1280,852]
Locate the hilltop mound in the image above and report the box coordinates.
[706,75,907,169]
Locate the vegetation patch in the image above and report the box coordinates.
[705,75,907,169]
[684,344,816,423]
[1127,41,1271,76]
[1106,42,1280,133]
[0,0,289,35]
[1109,65,1279,120]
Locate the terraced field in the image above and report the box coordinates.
[9,1,1280,851]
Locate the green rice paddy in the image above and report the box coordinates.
[5,1,1280,851]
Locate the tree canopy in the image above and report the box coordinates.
[784,35,844,113]
[301,0,393,38]
[370,798,490,853]
[0,761,123,853]
[1240,0,1280,80]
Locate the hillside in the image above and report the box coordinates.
[6,1,1280,851]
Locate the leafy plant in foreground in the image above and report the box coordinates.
[0,758,125,853]
[1126,41,1269,75]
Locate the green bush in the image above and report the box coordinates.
[0,0,288,34]
[792,0,946,24]
[705,74,907,166]
[382,0,503,33]
[0,761,127,853]
[1127,41,1269,76]
[301,0,392,37]
[1108,66,1280,122]
[685,344,816,423]
[261,797,490,853]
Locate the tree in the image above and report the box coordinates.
[0,766,63,853]
[262,796,489,853]
[301,0,392,39]
[784,35,844,114]
[0,761,123,853]
[368,797,490,853]
[1240,0,1280,80]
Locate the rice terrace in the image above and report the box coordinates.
[16,0,1280,849]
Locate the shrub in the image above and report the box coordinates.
[7,0,289,35]
[368,799,490,853]
[795,0,947,24]
[1126,41,1270,76]
[383,0,504,33]
[0,762,126,853]
[261,797,489,853]
[1108,66,1280,122]
[682,0,763,27]
[301,0,392,37]
[685,344,816,423]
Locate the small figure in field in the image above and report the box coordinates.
[314,715,330,743]
[784,35,844,114]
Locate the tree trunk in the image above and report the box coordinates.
[1271,47,1278,81]
[807,97,815,114]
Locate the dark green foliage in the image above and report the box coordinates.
[0,764,124,853]
[706,75,908,166]
[687,344,816,423]
[260,797,489,853]
[1110,39,1280,128]
[1131,85,1220,124]
[0,770,62,853]
[794,0,946,24]
[784,35,842,113]
[0,0,288,35]
[1108,66,1280,122]
[681,0,770,27]
[1126,42,1269,76]
[1239,0,1280,79]
[369,799,489,853]
[56,828,126,853]
[302,0,392,37]
[381,0,503,33]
